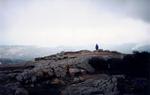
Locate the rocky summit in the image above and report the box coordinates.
[0,50,149,95]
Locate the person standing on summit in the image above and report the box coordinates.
[95,44,99,50]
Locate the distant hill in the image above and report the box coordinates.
[0,58,27,64]
[132,44,150,52]
[0,45,57,62]
[0,44,149,64]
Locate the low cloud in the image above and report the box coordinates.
[94,0,150,22]
[0,0,150,48]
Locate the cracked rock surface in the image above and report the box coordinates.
[0,50,148,95]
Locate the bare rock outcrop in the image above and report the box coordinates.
[0,50,149,95]
[63,75,119,95]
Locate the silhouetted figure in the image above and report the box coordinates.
[95,44,99,50]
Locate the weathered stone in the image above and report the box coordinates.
[0,50,148,95]
[15,88,28,95]
[63,75,119,95]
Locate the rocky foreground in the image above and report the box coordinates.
[0,50,149,95]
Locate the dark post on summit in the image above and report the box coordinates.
[95,44,99,50]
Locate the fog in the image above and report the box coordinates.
[0,0,150,51]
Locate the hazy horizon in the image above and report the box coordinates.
[0,0,150,50]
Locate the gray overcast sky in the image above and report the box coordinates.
[0,0,150,48]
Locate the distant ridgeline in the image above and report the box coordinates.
[0,58,27,64]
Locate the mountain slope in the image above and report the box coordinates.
[0,50,149,95]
